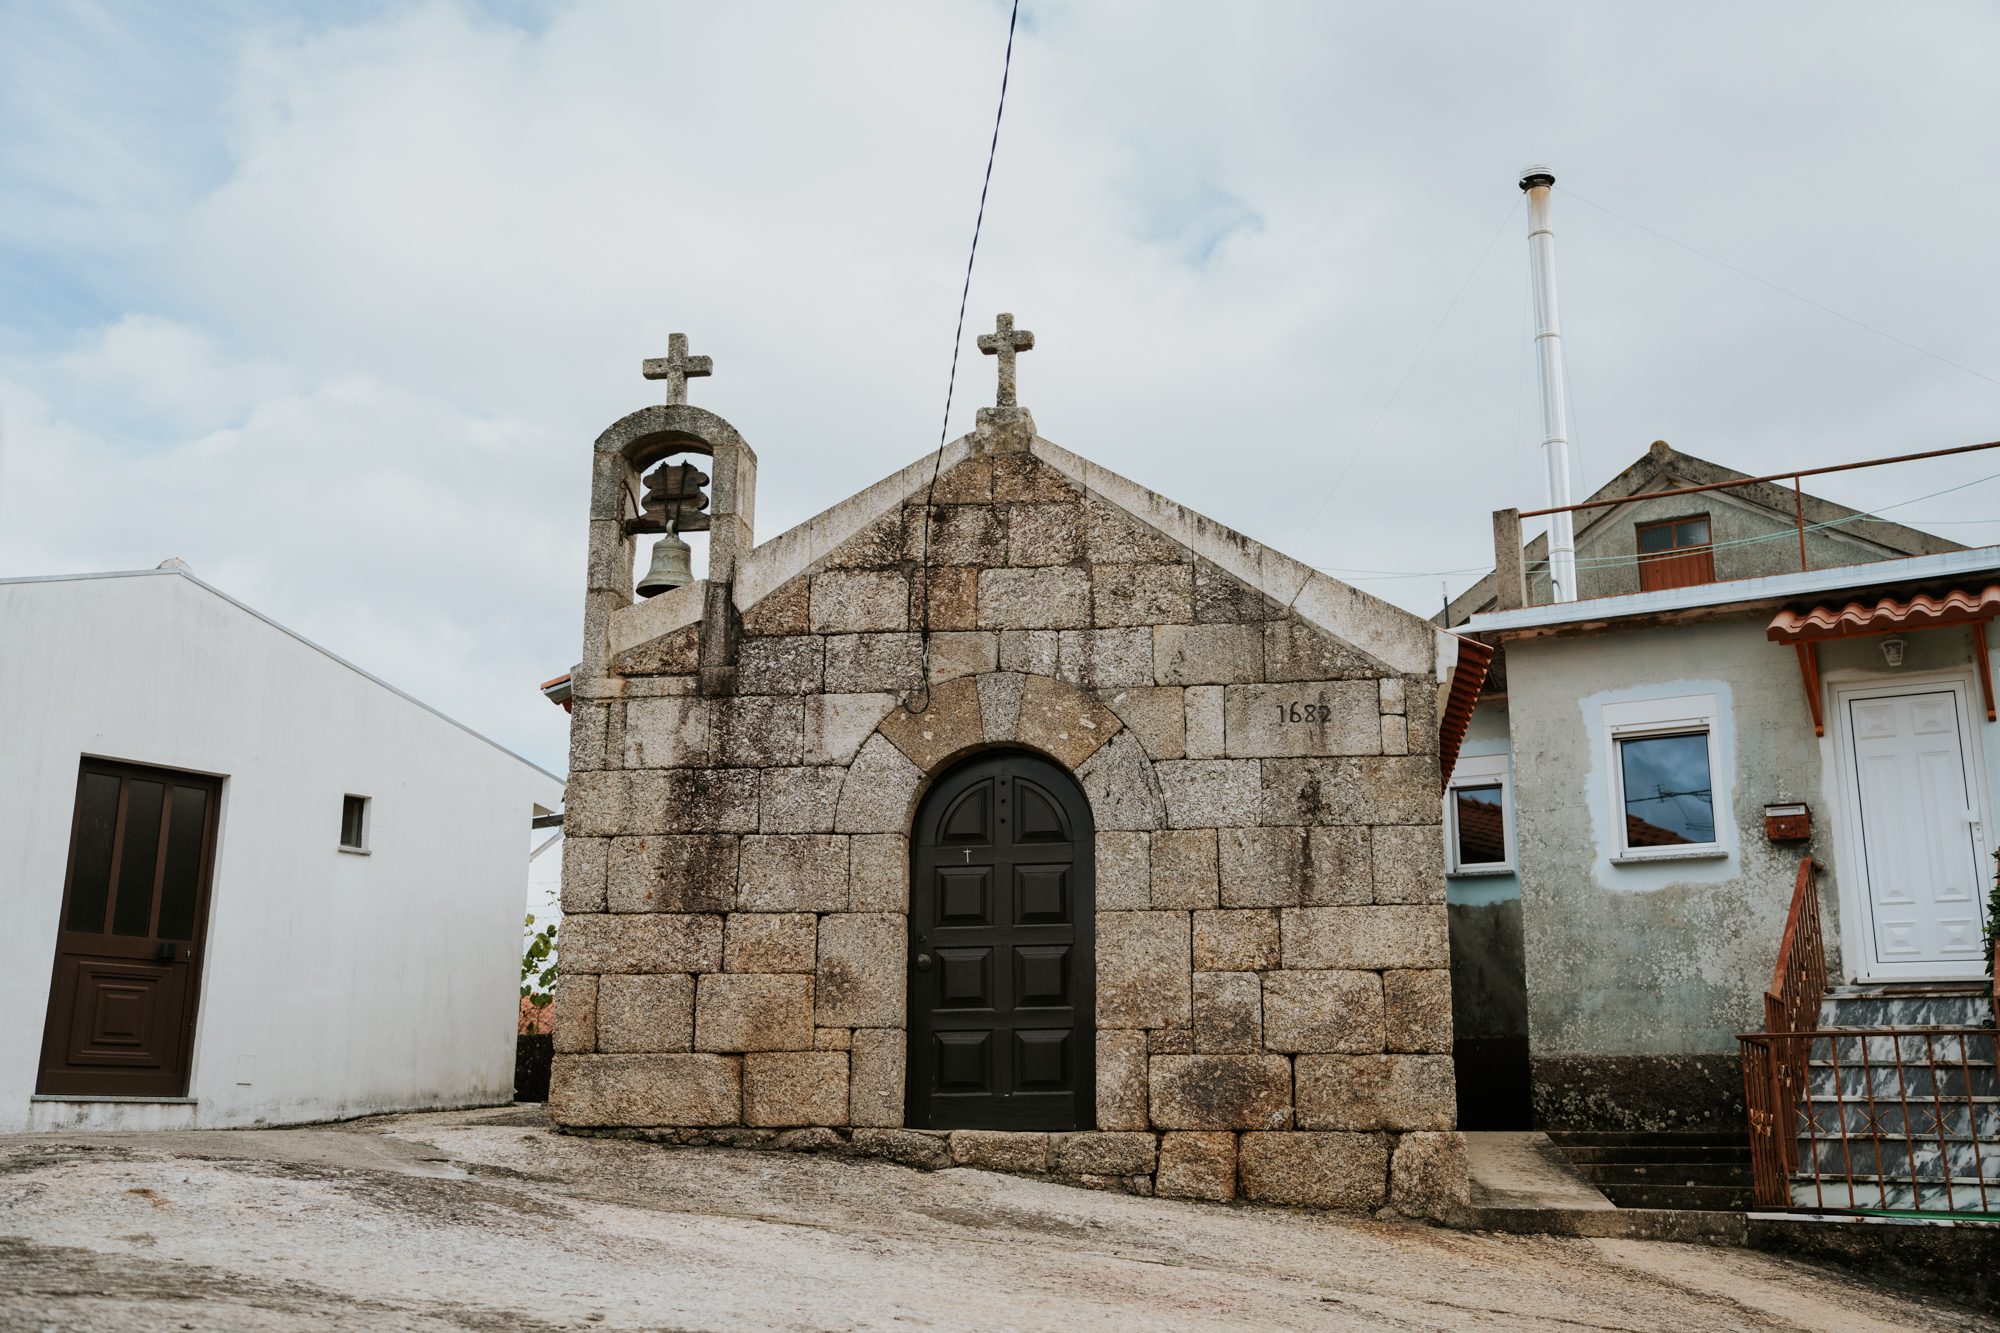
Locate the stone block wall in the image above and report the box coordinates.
[553,440,1465,1215]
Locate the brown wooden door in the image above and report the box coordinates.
[907,751,1095,1131]
[38,759,221,1098]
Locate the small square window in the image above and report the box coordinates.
[1636,514,1716,591]
[1445,755,1512,875]
[340,794,370,852]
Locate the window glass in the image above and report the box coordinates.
[341,795,368,849]
[1637,517,1713,553]
[156,785,208,940]
[65,771,123,933]
[111,779,166,936]
[1453,784,1506,866]
[1618,732,1715,847]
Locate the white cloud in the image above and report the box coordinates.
[4,0,2000,773]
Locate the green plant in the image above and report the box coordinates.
[522,914,558,1008]
[1986,849,1998,979]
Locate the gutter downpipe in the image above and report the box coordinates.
[1521,166,1579,603]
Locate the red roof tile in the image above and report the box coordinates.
[1767,583,2000,643]
[1439,635,1494,789]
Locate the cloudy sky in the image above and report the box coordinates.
[5,1,1998,775]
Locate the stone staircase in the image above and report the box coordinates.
[1789,983,1999,1213]
[1818,984,1992,1030]
[1546,1131,1755,1211]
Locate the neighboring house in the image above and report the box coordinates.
[1,567,563,1132]
[546,324,1490,1214]
[1441,440,1997,1154]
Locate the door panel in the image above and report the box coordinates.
[39,760,221,1097]
[56,959,189,1069]
[1845,688,1989,978]
[908,752,1095,1130]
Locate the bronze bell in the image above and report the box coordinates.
[636,530,694,598]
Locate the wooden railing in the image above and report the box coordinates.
[1745,858,1824,1203]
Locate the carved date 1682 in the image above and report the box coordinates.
[1275,700,1333,724]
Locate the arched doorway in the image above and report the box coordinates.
[906,750,1095,1131]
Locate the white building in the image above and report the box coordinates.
[0,567,563,1131]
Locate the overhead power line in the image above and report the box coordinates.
[1325,463,2000,583]
[1557,185,2000,392]
[1291,197,1520,558]
[909,0,1020,714]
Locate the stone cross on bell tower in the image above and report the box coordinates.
[977,312,1034,408]
[642,333,713,406]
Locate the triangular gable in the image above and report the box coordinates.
[1446,440,1963,623]
[604,426,1491,775]
[715,431,1446,679]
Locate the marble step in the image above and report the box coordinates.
[1818,987,1990,1030]
[1792,1136,2000,1182]
[1802,1030,1997,1062]
[1794,1096,2000,1142]
[1789,1176,2000,1213]
[1801,1061,1999,1102]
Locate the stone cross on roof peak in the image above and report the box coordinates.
[977,312,1034,409]
[642,333,713,406]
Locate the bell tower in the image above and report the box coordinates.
[579,333,757,697]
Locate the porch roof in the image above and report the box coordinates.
[1765,583,2000,644]
[1768,581,1998,736]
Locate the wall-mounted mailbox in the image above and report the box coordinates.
[1764,802,1810,843]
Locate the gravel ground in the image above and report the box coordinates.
[0,1105,1985,1331]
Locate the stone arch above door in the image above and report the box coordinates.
[829,672,1168,837]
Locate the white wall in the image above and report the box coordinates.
[0,571,563,1130]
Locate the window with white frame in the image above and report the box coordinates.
[1446,754,1513,874]
[1603,694,1726,860]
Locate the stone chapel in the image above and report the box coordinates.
[550,318,1490,1216]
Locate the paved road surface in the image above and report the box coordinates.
[0,1106,1983,1330]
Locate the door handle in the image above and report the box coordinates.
[915,952,934,972]
[156,941,176,962]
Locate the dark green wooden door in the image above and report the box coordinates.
[907,750,1095,1131]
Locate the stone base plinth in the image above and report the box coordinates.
[550,1120,1468,1218]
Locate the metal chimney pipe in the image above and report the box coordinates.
[1520,166,1579,603]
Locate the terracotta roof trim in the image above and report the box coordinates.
[1766,583,2000,643]
[1438,635,1494,790]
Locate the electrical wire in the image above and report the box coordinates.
[1323,464,2000,583]
[1557,186,2000,392]
[1288,197,1520,564]
[908,0,1020,714]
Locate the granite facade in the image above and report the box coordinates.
[552,403,1463,1215]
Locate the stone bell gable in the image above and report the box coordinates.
[552,323,1477,1217]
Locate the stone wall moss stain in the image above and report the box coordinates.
[554,436,1459,1213]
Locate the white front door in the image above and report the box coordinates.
[1842,684,1991,980]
